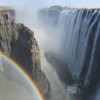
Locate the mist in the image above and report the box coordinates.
[1,0,100,100]
[3,0,54,47]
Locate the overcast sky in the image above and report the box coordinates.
[0,0,100,8]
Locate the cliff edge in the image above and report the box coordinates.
[0,7,50,97]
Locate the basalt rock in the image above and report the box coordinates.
[0,7,50,97]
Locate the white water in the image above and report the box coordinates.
[37,9,100,100]
[55,9,100,87]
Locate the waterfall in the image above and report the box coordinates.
[38,8,60,28]
[56,9,100,88]
[38,7,100,100]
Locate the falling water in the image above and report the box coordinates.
[38,8,100,100]
[56,9,100,88]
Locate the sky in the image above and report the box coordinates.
[0,0,100,8]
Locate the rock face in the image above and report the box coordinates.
[0,7,50,97]
[38,7,100,100]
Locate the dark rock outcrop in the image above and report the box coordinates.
[0,7,50,97]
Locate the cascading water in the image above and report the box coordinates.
[55,9,100,88]
[38,8,100,100]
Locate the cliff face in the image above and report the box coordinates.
[0,7,50,97]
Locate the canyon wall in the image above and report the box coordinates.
[0,7,50,97]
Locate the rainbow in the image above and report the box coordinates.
[0,52,44,100]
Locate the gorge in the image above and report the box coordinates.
[1,5,100,100]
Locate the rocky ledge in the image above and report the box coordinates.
[0,7,50,97]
